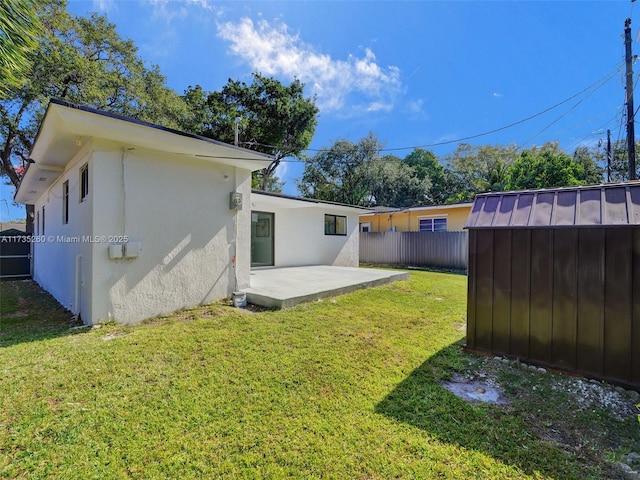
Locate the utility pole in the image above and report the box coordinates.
[607,129,612,182]
[625,18,637,180]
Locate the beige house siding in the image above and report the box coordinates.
[361,204,472,232]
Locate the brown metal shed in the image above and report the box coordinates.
[464,182,640,389]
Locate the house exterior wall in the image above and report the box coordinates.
[32,145,94,321]
[363,205,471,232]
[252,202,360,268]
[86,143,252,324]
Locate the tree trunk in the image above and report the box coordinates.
[25,204,34,234]
[261,159,280,191]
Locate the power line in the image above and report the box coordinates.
[242,63,622,155]
[616,92,626,146]
[374,65,622,152]
[564,110,623,152]
[517,68,617,149]
[543,104,622,141]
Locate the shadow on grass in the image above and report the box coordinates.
[0,280,84,348]
[375,340,615,480]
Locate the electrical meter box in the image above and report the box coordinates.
[108,244,123,260]
[124,242,141,258]
[229,192,243,210]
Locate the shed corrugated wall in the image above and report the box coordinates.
[466,182,640,389]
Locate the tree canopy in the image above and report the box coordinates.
[0,0,41,95]
[298,133,432,207]
[402,148,448,205]
[182,74,319,191]
[591,139,639,182]
[300,137,612,208]
[297,133,381,206]
[442,143,518,201]
[505,150,585,191]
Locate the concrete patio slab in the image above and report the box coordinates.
[244,265,409,309]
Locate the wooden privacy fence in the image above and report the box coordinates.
[359,231,468,270]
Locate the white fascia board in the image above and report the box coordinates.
[53,105,273,171]
[251,192,369,213]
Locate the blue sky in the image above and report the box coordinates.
[2,0,637,220]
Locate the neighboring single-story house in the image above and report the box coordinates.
[14,99,365,325]
[359,203,472,233]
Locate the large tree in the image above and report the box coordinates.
[0,0,41,95]
[402,148,450,205]
[369,156,431,207]
[297,133,381,206]
[183,74,319,191]
[298,134,431,207]
[443,143,518,201]
[505,149,586,191]
[572,146,604,184]
[1,0,187,230]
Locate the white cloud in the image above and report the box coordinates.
[405,98,428,120]
[216,18,402,113]
[150,0,189,22]
[493,92,503,98]
[366,102,393,113]
[187,0,218,11]
[149,0,222,23]
[92,0,116,12]
[407,99,424,114]
[138,1,222,59]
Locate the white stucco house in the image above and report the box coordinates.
[15,100,365,325]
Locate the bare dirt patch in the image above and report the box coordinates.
[447,353,640,479]
[441,371,509,405]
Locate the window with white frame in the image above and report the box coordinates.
[360,222,371,233]
[419,217,447,232]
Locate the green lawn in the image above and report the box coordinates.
[1,273,638,479]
